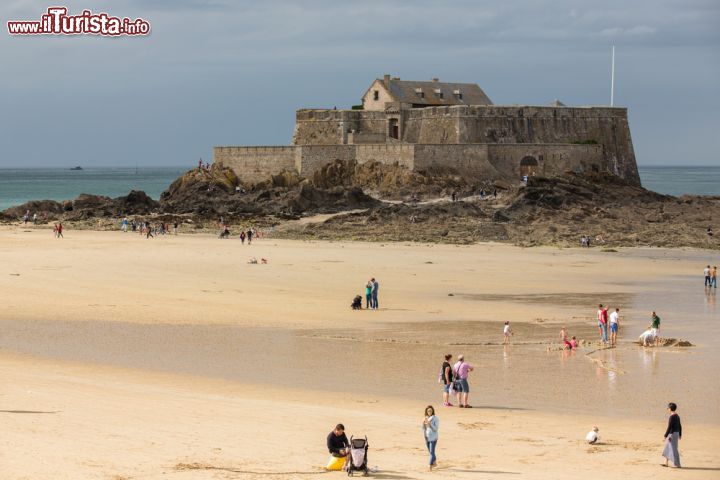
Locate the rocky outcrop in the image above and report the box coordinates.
[0,190,160,222]
[157,165,378,218]
[284,172,720,248]
[3,164,718,250]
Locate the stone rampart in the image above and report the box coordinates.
[355,144,415,170]
[289,105,639,185]
[213,146,298,184]
[296,145,355,177]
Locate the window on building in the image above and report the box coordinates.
[453,89,463,100]
[415,87,424,99]
[435,88,443,99]
[373,90,379,101]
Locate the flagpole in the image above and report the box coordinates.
[610,45,615,107]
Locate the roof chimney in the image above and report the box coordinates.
[432,77,439,82]
[383,74,391,87]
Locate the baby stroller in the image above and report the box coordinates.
[347,436,369,476]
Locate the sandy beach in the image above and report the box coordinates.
[1,226,718,479]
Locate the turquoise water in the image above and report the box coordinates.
[0,166,717,211]
[0,167,187,211]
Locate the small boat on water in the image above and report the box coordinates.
[69,166,83,170]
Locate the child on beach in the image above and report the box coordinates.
[503,321,512,344]
[585,426,600,444]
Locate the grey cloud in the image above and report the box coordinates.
[0,0,718,167]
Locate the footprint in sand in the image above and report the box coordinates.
[512,437,544,446]
[457,421,493,430]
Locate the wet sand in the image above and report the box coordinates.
[0,227,718,478]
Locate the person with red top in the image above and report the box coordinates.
[597,304,608,344]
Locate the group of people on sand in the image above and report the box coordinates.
[559,327,579,350]
[218,225,260,244]
[580,234,605,247]
[327,405,441,472]
[638,311,662,347]
[439,354,474,409]
[52,222,63,238]
[704,264,717,288]
[22,210,40,225]
[595,303,666,348]
[596,304,621,346]
[351,278,379,310]
[585,402,683,468]
[120,218,178,238]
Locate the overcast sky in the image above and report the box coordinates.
[1,0,718,167]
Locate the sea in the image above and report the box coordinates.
[0,165,718,211]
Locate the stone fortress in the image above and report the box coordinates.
[214,75,640,186]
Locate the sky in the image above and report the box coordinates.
[0,0,718,168]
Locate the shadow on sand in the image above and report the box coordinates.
[0,410,60,414]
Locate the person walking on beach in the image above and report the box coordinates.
[246,229,253,245]
[705,265,712,287]
[609,308,620,346]
[146,222,154,239]
[440,354,453,407]
[503,321,512,344]
[239,231,246,244]
[32,213,37,225]
[422,405,439,470]
[712,266,717,289]
[662,402,682,468]
[121,217,128,232]
[453,355,473,408]
[597,304,609,344]
[365,280,373,309]
[56,222,63,239]
[651,311,661,347]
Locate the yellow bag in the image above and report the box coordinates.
[326,455,345,471]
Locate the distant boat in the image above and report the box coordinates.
[69,166,83,171]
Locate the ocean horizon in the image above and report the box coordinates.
[0,165,718,211]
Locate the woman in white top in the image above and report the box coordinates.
[422,405,439,470]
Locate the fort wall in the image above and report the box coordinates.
[355,144,415,170]
[289,105,639,185]
[296,145,355,176]
[213,146,298,184]
[215,143,607,186]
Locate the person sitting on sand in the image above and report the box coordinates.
[247,257,258,264]
[219,226,230,239]
[327,424,350,468]
[569,336,578,349]
[586,426,600,444]
[351,295,362,310]
[261,258,268,264]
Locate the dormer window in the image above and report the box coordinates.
[434,88,443,99]
[415,87,424,99]
[373,90,379,101]
[453,89,463,100]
